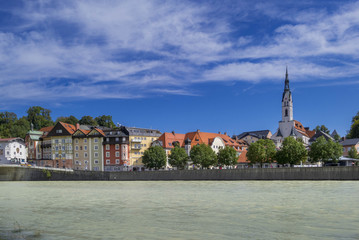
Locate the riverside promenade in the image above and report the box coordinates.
[1,165,359,181]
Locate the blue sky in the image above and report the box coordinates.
[1,0,359,137]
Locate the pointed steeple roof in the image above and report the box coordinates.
[282,66,292,101]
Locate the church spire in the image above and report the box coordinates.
[284,66,290,91]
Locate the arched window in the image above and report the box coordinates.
[285,109,288,117]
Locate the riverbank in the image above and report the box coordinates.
[1,165,359,181]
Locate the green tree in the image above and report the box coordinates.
[333,133,341,142]
[352,111,359,124]
[315,125,330,134]
[348,146,359,159]
[26,106,53,130]
[95,115,115,128]
[0,111,18,138]
[308,136,342,164]
[79,116,98,126]
[276,137,307,165]
[217,146,238,167]
[168,145,188,169]
[246,139,276,166]
[56,115,78,125]
[347,119,359,139]
[190,144,217,169]
[142,146,167,170]
[10,117,30,138]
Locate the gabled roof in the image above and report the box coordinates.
[331,130,339,138]
[39,126,54,133]
[59,122,77,135]
[184,130,240,148]
[235,130,271,140]
[309,130,334,142]
[90,128,106,137]
[340,138,359,146]
[0,137,24,142]
[157,132,186,149]
[294,120,309,137]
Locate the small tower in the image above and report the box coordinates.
[281,67,293,122]
[184,138,192,156]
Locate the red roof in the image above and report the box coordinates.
[94,128,106,137]
[59,122,77,135]
[158,132,186,149]
[0,138,18,142]
[294,120,309,137]
[39,126,54,132]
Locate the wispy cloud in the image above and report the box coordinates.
[0,0,359,105]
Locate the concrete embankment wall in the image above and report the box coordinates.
[1,165,359,181]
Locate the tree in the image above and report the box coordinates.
[26,106,53,130]
[217,146,238,167]
[309,137,342,164]
[348,146,359,159]
[95,115,115,128]
[352,111,359,124]
[142,146,167,170]
[246,139,276,166]
[276,137,307,165]
[79,116,98,126]
[55,115,78,125]
[315,125,330,134]
[0,112,18,138]
[190,144,217,169]
[10,117,30,138]
[168,145,188,169]
[347,119,359,139]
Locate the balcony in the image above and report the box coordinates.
[132,139,142,143]
[131,146,141,150]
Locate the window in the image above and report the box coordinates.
[55,139,59,144]
[75,153,79,158]
[75,161,79,164]
[106,138,109,142]
[106,152,110,157]
[56,146,59,151]
[80,146,83,150]
[285,109,288,117]
[115,144,119,150]
[84,146,87,151]
[116,151,120,157]
[122,137,126,142]
[94,152,99,157]
[62,139,65,144]
[94,145,98,150]
[106,160,110,164]
[75,139,79,144]
[116,159,120,164]
[84,139,87,143]
[62,146,65,150]
[75,146,79,151]
[106,145,110,150]
[62,153,65,158]
[84,153,88,158]
[94,138,98,143]
[56,129,62,133]
[115,137,119,141]
[94,160,99,164]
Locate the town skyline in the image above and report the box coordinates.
[1,0,359,136]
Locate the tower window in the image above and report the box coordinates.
[285,109,288,117]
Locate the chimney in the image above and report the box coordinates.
[76,123,80,130]
[224,132,227,136]
[172,131,175,135]
[218,131,221,134]
[197,129,200,133]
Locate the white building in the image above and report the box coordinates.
[0,138,27,164]
[271,68,312,147]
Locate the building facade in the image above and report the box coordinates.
[103,128,129,171]
[340,139,359,157]
[0,138,27,164]
[126,127,162,171]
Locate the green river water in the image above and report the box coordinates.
[0,181,358,240]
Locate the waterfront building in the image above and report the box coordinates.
[233,130,272,145]
[102,127,129,171]
[35,126,54,167]
[72,125,106,171]
[152,131,186,169]
[0,138,27,164]
[340,138,359,157]
[25,124,43,161]
[271,68,314,147]
[126,127,161,171]
[46,122,76,169]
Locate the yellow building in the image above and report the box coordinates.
[125,127,161,171]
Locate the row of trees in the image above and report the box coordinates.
[246,136,344,166]
[0,106,116,138]
[142,144,239,170]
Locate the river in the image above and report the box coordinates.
[0,181,358,239]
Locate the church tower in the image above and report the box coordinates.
[281,67,293,122]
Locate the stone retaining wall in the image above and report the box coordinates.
[1,165,359,181]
